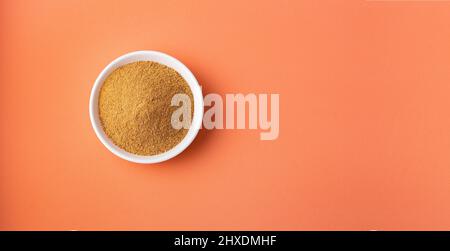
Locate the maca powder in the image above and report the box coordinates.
[98,61,194,156]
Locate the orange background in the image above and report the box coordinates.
[1,0,450,230]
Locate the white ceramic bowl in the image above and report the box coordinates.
[89,51,203,164]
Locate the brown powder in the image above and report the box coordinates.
[98,61,194,156]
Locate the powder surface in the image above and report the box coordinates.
[98,61,194,156]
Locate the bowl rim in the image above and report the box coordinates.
[89,50,204,164]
